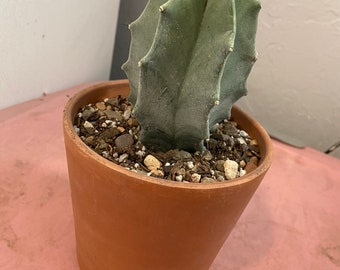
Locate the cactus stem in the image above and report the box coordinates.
[123,0,261,152]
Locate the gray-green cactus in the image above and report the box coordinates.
[122,0,260,152]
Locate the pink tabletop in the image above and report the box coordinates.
[1,83,340,270]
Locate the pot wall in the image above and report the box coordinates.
[63,80,272,270]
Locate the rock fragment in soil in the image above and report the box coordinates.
[164,149,192,161]
[224,160,239,180]
[144,155,164,177]
[215,160,225,172]
[201,177,215,183]
[115,134,134,150]
[144,155,162,171]
[96,102,106,110]
[83,121,96,135]
[99,127,120,140]
[104,110,123,122]
[239,169,246,177]
[82,108,96,120]
[191,173,201,183]
[119,153,129,163]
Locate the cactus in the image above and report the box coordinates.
[122,0,261,152]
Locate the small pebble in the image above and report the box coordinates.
[176,168,186,176]
[85,136,95,145]
[166,149,192,160]
[115,134,134,149]
[175,175,183,182]
[214,170,225,179]
[224,160,239,180]
[127,118,139,127]
[95,140,109,150]
[117,126,125,133]
[240,130,249,137]
[96,102,106,110]
[123,109,132,120]
[191,173,201,183]
[99,127,120,140]
[83,121,95,134]
[250,139,258,146]
[239,160,246,168]
[144,155,162,171]
[106,98,119,107]
[82,108,96,120]
[73,126,80,134]
[104,110,123,122]
[187,161,194,169]
[239,169,247,177]
[136,150,146,157]
[215,160,225,172]
[237,137,247,145]
[201,177,215,183]
[202,150,213,161]
[102,151,109,158]
[217,175,225,182]
[105,119,114,125]
[118,153,129,163]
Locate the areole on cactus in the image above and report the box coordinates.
[122,0,261,152]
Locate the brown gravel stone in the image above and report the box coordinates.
[115,134,134,150]
[239,160,246,168]
[96,102,106,110]
[201,177,215,183]
[215,160,225,172]
[104,110,123,121]
[99,127,120,140]
[250,139,258,146]
[82,108,96,120]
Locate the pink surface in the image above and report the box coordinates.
[1,83,340,270]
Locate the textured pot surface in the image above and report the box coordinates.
[63,80,272,270]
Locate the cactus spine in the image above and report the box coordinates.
[122,0,261,152]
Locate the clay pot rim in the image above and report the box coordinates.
[63,80,272,191]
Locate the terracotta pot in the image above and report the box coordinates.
[63,80,272,270]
